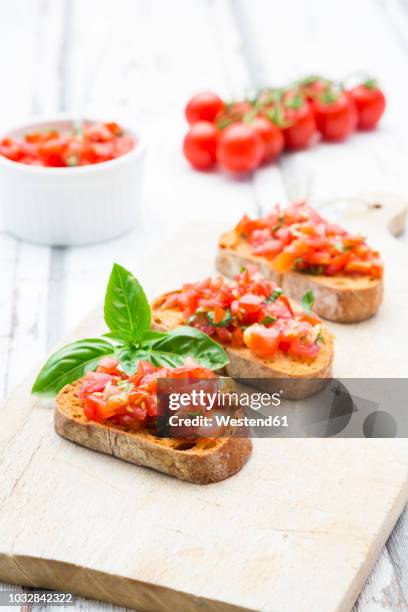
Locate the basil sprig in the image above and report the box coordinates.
[31,338,116,398]
[32,263,229,397]
[104,263,150,343]
[301,290,315,315]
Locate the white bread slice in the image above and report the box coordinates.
[217,232,383,323]
[55,380,252,485]
[151,295,334,400]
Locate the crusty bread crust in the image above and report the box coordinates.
[216,234,383,323]
[151,295,334,400]
[55,381,252,485]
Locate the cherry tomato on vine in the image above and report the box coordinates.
[313,91,357,141]
[215,101,254,129]
[185,92,225,125]
[216,122,264,173]
[251,116,284,162]
[347,81,386,130]
[282,93,317,150]
[183,121,218,170]
[227,101,253,119]
[298,76,332,102]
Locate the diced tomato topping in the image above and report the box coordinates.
[243,324,281,358]
[83,395,106,421]
[0,121,135,167]
[96,357,122,375]
[77,372,116,399]
[213,306,227,324]
[78,358,215,429]
[231,201,383,279]
[238,293,264,313]
[288,337,321,359]
[252,239,283,257]
[271,251,296,273]
[156,267,323,362]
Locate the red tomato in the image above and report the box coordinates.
[299,76,331,101]
[270,251,297,273]
[0,122,135,167]
[115,134,134,157]
[185,92,225,124]
[224,101,253,122]
[106,122,123,136]
[83,123,113,142]
[0,138,23,162]
[78,372,114,399]
[216,123,263,173]
[183,121,218,170]
[236,202,383,279]
[313,92,357,141]
[97,357,121,375]
[160,267,323,362]
[83,395,106,421]
[238,293,265,313]
[243,324,281,358]
[283,95,317,150]
[345,260,377,275]
[37,138,69,167]
[90,141,115,162]
[348,82,386,130]
[288,337,320,359]
[252,238,283,257]
[251,116,284,162]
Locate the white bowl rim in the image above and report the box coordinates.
[0,113,145,175]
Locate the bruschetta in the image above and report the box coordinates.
[152,268,334,399]
[55,358,252,485]
[216,201,383,322]
[32,263,252,485]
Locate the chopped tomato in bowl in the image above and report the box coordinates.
[0,121,135,168]
[0,115,144,246]
[235,201,383,279]
[159,268,325,361]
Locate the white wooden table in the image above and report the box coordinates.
[1,1,408,610]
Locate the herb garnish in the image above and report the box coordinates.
[32,264,229,397]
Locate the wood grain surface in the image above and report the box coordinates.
[1,1,408,610]
[1,200,408,612]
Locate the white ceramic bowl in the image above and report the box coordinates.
[0,115,145,246]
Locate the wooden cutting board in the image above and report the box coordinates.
[1,194,408,612]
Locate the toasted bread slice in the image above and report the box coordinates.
[217,232,383,323]
[151,294,334,399]
[55,381,252,485]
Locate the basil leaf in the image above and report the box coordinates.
[115,346,144,375]
[103,330,135,344]
[139,330,168,346]
[148,326,229,370]
[116,346,184,372]
[316,330,325,345]
[207,309,232,328]
[265,288,283,303]
[104,263,151,342]
[140,351,184,368]
[32,338,115,397]
[301,290,315,315]
[260,315,276,325]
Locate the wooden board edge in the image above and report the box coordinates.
[0,555,252,612]
[339,473,408,612]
